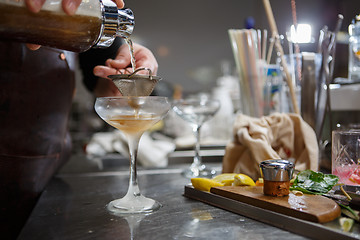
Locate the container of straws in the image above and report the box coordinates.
[229,29,268,117]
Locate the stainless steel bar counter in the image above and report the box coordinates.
[17,153,310,240]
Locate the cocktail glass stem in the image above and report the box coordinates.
[183,124,216,178]
[107,131,161,214]
[126,133,142,198]
[189,125,204,175]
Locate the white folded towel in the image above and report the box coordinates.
[86,131,176,167]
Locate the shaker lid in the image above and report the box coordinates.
[260,159,294,181]
[96,0,135,48]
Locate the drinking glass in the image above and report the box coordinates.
[173,98,220,178]
[95,96,171,214]
[332,130,360,185]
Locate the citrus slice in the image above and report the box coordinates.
[233,174,256,186]
[349,173,360,184]
[191,178,224,192]
[339,217,354,232]
[221,179,235,186]
[212,173,238,186]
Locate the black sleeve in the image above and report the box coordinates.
[79,37,123,92]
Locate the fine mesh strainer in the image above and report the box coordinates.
[108,68,161,96]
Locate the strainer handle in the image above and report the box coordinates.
[128,67,153,80]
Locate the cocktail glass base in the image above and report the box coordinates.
[107,194,162,215]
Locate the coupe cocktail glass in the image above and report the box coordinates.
[95,96,171,214]
[173,98,220,178]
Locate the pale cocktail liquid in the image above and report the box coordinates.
[106,114,160,135]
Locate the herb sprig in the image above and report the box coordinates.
[290,170,339,195]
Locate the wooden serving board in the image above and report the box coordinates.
[183,185,359,240]
[210,186,340,223]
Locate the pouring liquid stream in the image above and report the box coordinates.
[124,37,138,98]
[123,37,140,118]
[124,37,137,72]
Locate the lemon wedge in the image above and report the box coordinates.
[339,217,354,232]
[212,173,238,186]
[221,179,235,186]
[191,178,224,192]
[233,174,256,186]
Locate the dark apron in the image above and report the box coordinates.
[0,42,75,239]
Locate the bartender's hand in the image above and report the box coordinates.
[93,43,159,97]
[25,0,125,50]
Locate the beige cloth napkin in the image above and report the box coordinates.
[222,113,319,179]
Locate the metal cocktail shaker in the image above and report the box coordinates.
[0,0,134,52]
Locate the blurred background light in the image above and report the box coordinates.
[290,23,312,43]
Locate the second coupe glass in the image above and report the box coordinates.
[173,98,220,178]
